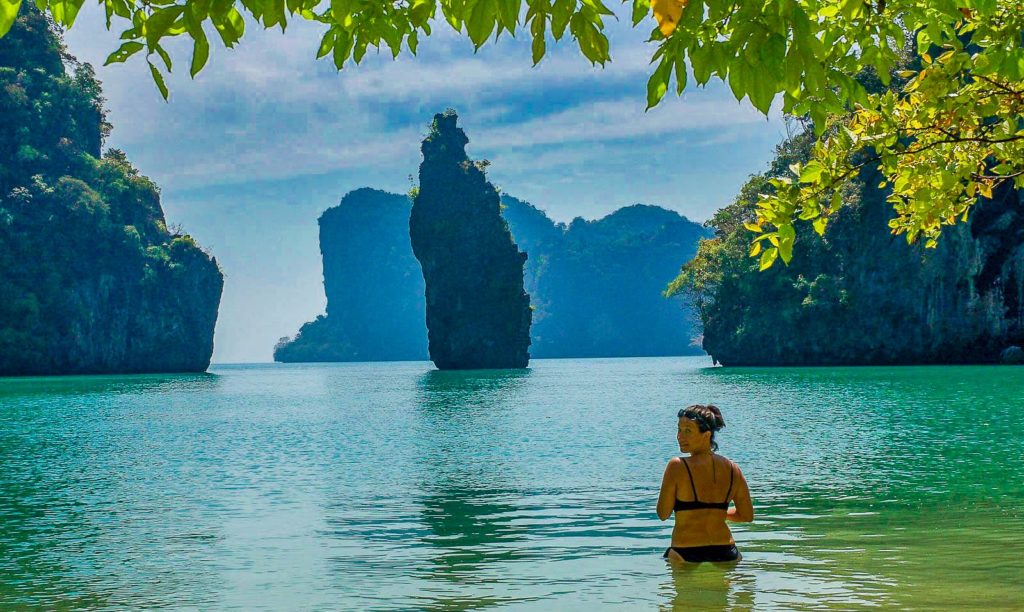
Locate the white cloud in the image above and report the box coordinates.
[476,95,775,151]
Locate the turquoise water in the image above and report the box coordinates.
[1,357,1022,609]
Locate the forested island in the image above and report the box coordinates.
[670,128,1024,366]
[274,188,708,362]
[0,7,223,376]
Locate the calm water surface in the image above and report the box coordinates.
[1,357,1022,610]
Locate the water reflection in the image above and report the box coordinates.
[0,372,220,402]
[412,368,531,607]
[659,563,755,611]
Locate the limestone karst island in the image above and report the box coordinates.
[410,112,533,370]
[0,8,222,376]
[1,1,1023,610]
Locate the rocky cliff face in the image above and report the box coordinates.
[526,203,709,358]
[274,188,428,362]
[409,111,532,369]
[686,132,1024,366]
[0,6,222,375]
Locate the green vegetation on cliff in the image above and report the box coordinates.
[0,6,223,375]
[519,200,708,358]
[669,127,1024,366]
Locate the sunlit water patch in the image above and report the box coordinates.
[1,358,1022,609]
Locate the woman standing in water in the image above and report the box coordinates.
[657,404,753,563]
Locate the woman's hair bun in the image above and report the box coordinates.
[706,404,725,429]
[678,404,725,432]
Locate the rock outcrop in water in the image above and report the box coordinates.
[674,129,1024,366]
[0,6,223,375]
[274,188,428,362]
[275,189,708,362]
[409,111,532,369]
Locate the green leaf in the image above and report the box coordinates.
[153,43,173,71]
[743,222,762,233]
[352,30,370,62]
[690,43,711,85]
[0,0,21,38]
[631,0,649,26]
[190,26,210,77]
[50,0,85,27]
[759,246,779,270]
[798,204,819,221]
[812,217,828,236]
[727,58,746,102]
[409,0,432,26]
[783,45,802,97]
[262,0,286,29]
[146,5,185,47]
[531,33,545,64]
[332,29,353,69]
[777,223,795,264]
[551,0,572,38]
[213,7,244,47]
[467,0,496,48]
[317,28,335,59]
[577,21,608,65]
[330,0,350,23]
[187,0,211,22]
[646,57,670,109]
[582,0,614,16]
[829,190,842,212]
[674,53,686,95]
[104,40,145,65]
[148,60,169,100]
[799,161,824,183]
[497,0,518,33]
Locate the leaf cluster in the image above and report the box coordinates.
[3,0,1020,272]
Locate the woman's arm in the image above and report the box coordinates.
[726,462,754,523]
[656,458,680,521]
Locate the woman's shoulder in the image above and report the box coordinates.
[714,454,740,470]
[665,456,685,472]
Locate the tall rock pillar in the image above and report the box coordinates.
[409,111,532,369]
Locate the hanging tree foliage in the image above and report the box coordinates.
[1,0,1020,264]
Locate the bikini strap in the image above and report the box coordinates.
[723,460,735,503]
[680,457,699,501]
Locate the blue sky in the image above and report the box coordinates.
[63,8,788,363]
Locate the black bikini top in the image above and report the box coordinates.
[674,457,733,512]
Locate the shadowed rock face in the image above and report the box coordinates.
[694,131,1024,366]
[409,112,532,369]
[274,188,428,363]
[0,5,222,376]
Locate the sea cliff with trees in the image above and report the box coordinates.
[669,126,1024,366]
[0,7,223,375]
[274,188,709,363]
